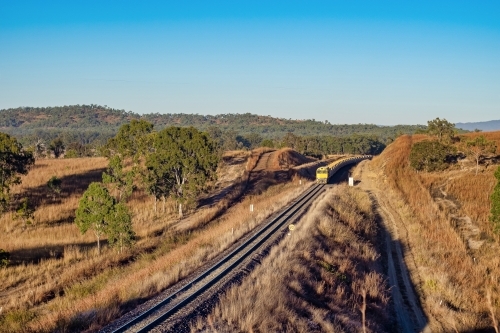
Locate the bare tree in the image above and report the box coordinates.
[462,135,497,175]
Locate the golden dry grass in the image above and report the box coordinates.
[0,153,312,332]
[244,147,275,172]
[192,185,392,333]
[369,133,500,332]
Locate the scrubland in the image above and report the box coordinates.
[0,149,311,332]
[192,185,392,333]
[368,132,500,331]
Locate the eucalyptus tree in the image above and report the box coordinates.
[427,118,455,143]
[32,138,46,158]
[75,182,115,254]
[105,119,154,161]
[102,155,134,202]
[462,135,497,175]
[107,202,135,253]
[0,132,34,213]
[49,138,65,158]
[146,127,219,217]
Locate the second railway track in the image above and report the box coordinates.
[102,183,326,333]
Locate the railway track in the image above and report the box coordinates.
[103,183,326,333]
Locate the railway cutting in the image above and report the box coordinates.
[102,184,325,333]
[101,156,370,333]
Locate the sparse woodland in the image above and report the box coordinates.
[0,124,315,332]
[1,113,500,332]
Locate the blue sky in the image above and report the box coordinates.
[1,1,499,125]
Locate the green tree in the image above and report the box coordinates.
[462,135,497,175]
[427,118,455,143]
[105,119,153,160]
[142,161,170,213]
[490,167,500,234]
[146,127,219,217]
[261,139,274,148]
[14,197,35,227]
[107,202,135,253]
[0,132,34,213]
[206,126,224,151]
[102,155,134,202]
[47,176,62,201]
[49,137,65,158]
[281,132,301,150]
[244,133,263,149]
[75,182,115,254]
[0,249,9,268]
[409,140,456,172]
[220,130,241,151]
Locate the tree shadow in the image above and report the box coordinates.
[12,167,106,210]
[7,240,107,265]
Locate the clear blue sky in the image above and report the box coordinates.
[1,1,499,125]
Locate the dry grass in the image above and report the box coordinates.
[0,152,311,332]
[192,185,392,333]
[369,133,500,331]
[245,147,275,172]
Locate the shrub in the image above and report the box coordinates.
[409,140,456,172]
[0,249,9,267]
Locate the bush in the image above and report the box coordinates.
[0,249,9,267]
[409,140,456,172]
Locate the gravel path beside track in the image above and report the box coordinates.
[357,161,431,333]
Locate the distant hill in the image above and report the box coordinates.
[456,120,500,132]
[0,104,427,145]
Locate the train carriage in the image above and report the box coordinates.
[316,155,372,184]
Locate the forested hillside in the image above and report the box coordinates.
[1,105,426,146]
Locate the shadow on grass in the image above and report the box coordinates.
[12,167,106,210]
[7,240,107,265]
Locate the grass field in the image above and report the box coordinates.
[0,150,312,332]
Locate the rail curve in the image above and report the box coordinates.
[102,156,368,332]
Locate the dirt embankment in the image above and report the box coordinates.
[355,160,431,333]
[355,133,500,332]
[246,148,333,194]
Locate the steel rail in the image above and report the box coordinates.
[107,183,324,333]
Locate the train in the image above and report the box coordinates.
[316,155,372,184]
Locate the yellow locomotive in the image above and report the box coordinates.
[316,155,372,184]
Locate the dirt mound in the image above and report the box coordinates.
[270,148,316,170]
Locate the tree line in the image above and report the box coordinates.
[1,104,429,148]
[13,126,388,160]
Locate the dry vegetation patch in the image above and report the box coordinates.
[0,152,312,332]
[192,185,392,333]
[368,134,500,332]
